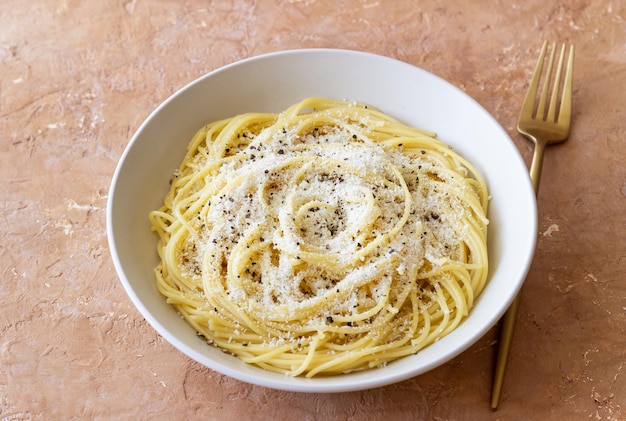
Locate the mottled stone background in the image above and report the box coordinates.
[1,0,624,419]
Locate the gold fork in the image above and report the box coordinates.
[491,41,575,410]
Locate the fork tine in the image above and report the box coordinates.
[519,41,548,121]
[537,42,557,120]
[547,44,566,122]
[558,44,575,132]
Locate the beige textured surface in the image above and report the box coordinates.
[1,0,625,419]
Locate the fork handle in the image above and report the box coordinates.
[491,136,545,409]
[491,292,522,409]
[529,138,547,194]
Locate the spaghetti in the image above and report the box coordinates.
[150,97,489,376]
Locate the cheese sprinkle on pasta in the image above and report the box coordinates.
[150,97,489,377]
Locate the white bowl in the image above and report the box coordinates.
[107,49,536,392]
